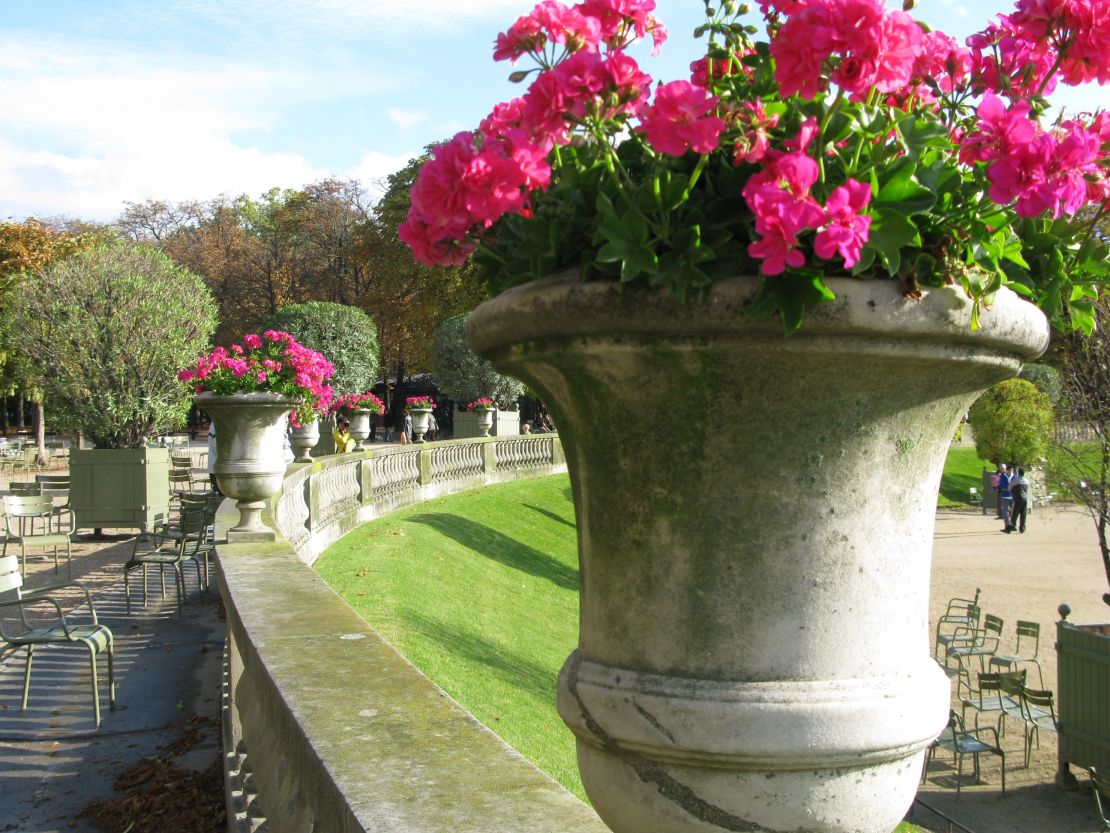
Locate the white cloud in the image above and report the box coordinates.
[0,34,333,220]
[388,109,429,130]
[347,149,417,199]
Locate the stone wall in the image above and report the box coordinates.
[215,436,608,833]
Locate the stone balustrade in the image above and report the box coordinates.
[214,436,608,833]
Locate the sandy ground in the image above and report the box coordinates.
[915,504,1109,833]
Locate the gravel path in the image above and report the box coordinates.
[915,505,1109,833]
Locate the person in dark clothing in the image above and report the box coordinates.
[1006,467,1030,533]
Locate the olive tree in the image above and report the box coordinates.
[9,243,218,448]
[259,301,379,396]
[431,312,523,408]
[969,378,1054,466]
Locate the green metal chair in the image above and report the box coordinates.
[945,612,1003,687]
[960,669,1025,737]
[0,554,116,726]
[922,709,1006,797]
[2,494,75,578]
[1017,685,1058,768]
[124,504,208,616]
[8,481,42,496]
[989,620,1045,689]
[934,589,981,662]
[1083,767,1110,832]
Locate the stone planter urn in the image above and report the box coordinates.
[467,274,1048,833]
[195,391,293,540]
[347,408,374,450]
[407,408,432,443]
[474,408,496,437]
[289,418,320,463]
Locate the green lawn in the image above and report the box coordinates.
[316,472,932,832]
[315,475,585,799]
[938,445,992,507]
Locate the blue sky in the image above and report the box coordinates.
[1,0,1104,222]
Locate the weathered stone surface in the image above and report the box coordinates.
[468,275,1049,833]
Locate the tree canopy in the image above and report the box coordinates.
[259,301,379,396]
[970,378,1054,467]
[431,312,524,408]
[6,243,218,448]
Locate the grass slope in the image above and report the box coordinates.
[938,445,992,507]
[315,475,585,799]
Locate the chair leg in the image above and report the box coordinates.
[124,567,133,614]
[65,541,72,580]
[87,646,101,727]
[107,638,116,711]
[21,645,34,709]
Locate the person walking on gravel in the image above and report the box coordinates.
[1007,467,1030,533]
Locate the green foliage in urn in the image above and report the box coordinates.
[970,378,1054,466]
[431,311,524,408]
[259,301,379,396]
[7,243,218,448]
[1018,362,1063,406]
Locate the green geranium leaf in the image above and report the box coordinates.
[875,159,936,216]
[863,207,920,275]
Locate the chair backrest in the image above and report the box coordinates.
[1022,687,1056,716]
[0,554,23,595]
[983,613,1004,636]
[3,494,53,516]
[8,481,42,496]
[171,453,192,469]
[169,469,192,485]
[1014,620,1040,656]
[998,669,1027,697]
[35,474,70,487]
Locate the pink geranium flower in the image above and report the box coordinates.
[637,80,725,156]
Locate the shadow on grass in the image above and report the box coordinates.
[406,609,557,703]
[408,512,579,591]
[522,503,576,530]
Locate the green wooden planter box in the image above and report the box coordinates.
[69,447,170,532]
[1057,614,1110,782]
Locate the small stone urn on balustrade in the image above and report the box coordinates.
[196,391,293,542]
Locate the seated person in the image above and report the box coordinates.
[333,417,354,453]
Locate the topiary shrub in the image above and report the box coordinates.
[1019,362,1063,405]
[432,312,523,408]
[969,377,1054,466]
[259,302,379,396]
[8,243,218,448]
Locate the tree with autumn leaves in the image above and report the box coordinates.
[119,171,484,410]
[0,219,109,460]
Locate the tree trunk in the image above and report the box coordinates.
[15,391,24,429]
[32,403,47,466]
[0,396,7,434]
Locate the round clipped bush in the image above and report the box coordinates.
[259,302,379,397]
[969,378,1054,466]
[432,312,523,408]
[9,243,218,448]
[1019,362,1063,405]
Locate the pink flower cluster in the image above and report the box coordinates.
[331,391,385,415]
[769,0,923,100]
[742,119,872,275]
[468,397,496,410]
[179,330,335,427]
[405,395,434,410]
[961,94,1110,217]
[969,0,1110,100]
[400,0,662,267]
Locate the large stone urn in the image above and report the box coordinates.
[407,408,432,442]
[467,275,1048,833]
[289,418,320,463]
[348,408,374,450]
[196,392,293,541]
